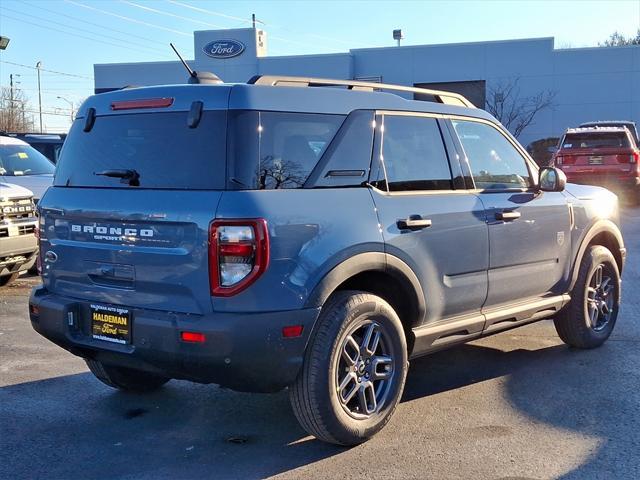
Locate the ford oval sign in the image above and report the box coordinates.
[203,39,245,59]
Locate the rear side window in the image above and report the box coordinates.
[562,132,630,150]
[379,115,453,192]
[452,119,532,190]
[229,111,345,189]
[54,111,226,189]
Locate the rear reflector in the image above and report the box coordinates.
[180,331,206,343]
[29,304,39,316]
[282,325,304,338]
[219,243,255,257]
[111,97,174,111]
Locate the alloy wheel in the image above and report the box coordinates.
[586,264,617,332]
[335,320,395,419]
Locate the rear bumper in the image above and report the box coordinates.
[564,173,640,190]
[29,286,320,392]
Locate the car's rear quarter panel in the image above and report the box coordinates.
[213,189,384,312]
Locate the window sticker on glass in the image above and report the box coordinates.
[563,144,572,148]
[18,152,28,159]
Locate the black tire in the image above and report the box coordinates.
[554,245,620,349]
[289,290,408,446]
[0,273,19,287]
[85,359,170,392]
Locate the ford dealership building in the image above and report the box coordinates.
[94,27,640,152]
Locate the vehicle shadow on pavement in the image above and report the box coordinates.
[0,372,341,480]
[2,336,637,479]
[405,338,639,479]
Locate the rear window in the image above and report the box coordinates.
[562,132,630,150]
[54,111,226,189]
[0,143,55,176]
[228,111,345,189]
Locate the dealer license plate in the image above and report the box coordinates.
[90,304,131,345]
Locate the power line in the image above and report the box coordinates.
[1,7,176,59]
[0,102,74,117]
[120,0,226,29]
[0,60,93,80]
[23,0,191,52]
[65,0,192,37]
[0,14,165,61]
[0,85,88,95]
[165,0,375,50]
[165,0,254,25]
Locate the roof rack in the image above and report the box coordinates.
[248,75,476,108]
[566,126,630,133]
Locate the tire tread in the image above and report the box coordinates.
[554,245,619,349]
[289,290,407,445]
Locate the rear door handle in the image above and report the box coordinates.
[495,210,521,221]
[397,215,432,231]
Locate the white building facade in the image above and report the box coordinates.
[94,27,640,151]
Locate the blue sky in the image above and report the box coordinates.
[1,0,639,132]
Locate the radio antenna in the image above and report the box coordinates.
[170,43,196,78]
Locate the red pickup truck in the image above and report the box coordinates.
[553,126,640,204]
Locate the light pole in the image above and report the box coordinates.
[36,61,43,133]
[57,96,75,123]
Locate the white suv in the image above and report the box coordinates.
[0,182,38,287]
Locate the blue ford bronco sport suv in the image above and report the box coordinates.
[30,75,626,446]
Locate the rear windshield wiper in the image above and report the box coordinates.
[94,169,140,186]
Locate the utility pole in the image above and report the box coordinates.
[36,61,43,133]
[9,74,14,130]
[252,13,256,29]
[9,73,21,131]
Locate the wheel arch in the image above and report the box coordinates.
[570,219,625,291]
[305,252,426,354]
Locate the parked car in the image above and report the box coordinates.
[0,182,38,287]
[0,135,55,202]
[29,76,626,445]
[3,132,66,164]
[553,126,640,204]
[579,120,639,146]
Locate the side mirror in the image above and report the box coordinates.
[539,167,566,192]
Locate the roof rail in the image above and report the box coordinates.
[247,75,475,108]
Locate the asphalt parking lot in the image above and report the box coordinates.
[1,207,639,480]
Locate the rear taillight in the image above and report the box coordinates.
[209,219,269,297]
[631,152,639,164]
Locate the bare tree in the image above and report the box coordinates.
[600,29,640,46]
[0,86,34,132]
[485,77,556,138]
[258,156,306,189]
